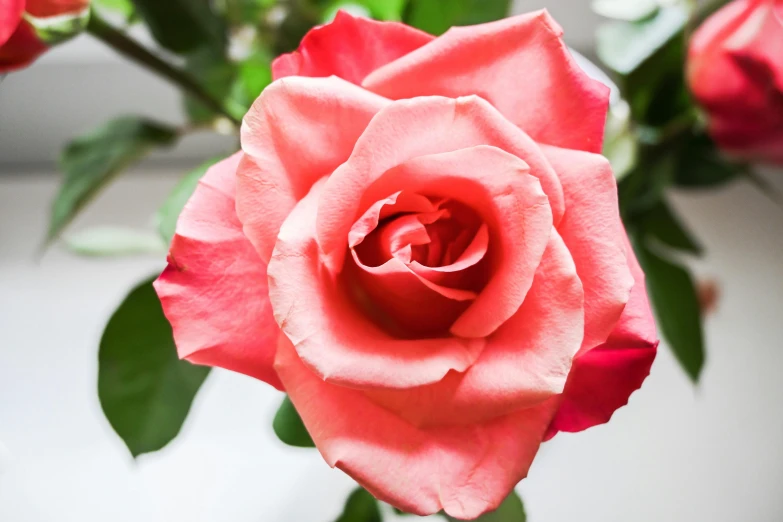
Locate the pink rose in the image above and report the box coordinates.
[688,0,783,164]
[0,0,90,72]
[155,11,658,519]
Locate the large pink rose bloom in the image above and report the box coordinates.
[0,0,89,72]
[688,0,783,164]
[155,11,658,519]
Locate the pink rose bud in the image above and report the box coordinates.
[688,0,783,164]
[154,11,659,519]
[0,0,90,72]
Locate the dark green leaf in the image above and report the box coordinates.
[405,0,510,35]
[183,48,247,123]
[673,132,742,189]
[99,277,211,457]
[130,0,225,54]
[48,117,178,243]
[444,490,526,521]
[66,226,165,257]
[634,238,705,382]
[273,395,315,447]
[638,199,703,256]
[221,0,276,26]
[618,151,675,220]
[335,488,382,522]
[156,157,222,245]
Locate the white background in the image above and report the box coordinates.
[1,1,783,521]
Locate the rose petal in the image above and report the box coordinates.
[0,20,48,73]
[409,224,489,289]
[317,96,558,336]
[0,0,24,47]
[154,153,283,389]
[237,76,389,262]
[364,231,584,427]
[546,234,658,438]
[349,191,440,255]
[272,10,434,84]
[25,0,89,17]
[363,10,610,154]
[351,252,476,336]
[541,144,634,354]
[267,179,484,389]
[275,334,558,519]
[724,0,783,93]
[317,96,563,273]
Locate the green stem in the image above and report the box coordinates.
[86,10,241,127]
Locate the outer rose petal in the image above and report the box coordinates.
[267,179,485,389]
[0,20,47,73]
[363,10,610,154]
[0,0,25,46]
[546,235,658,438]
[365,232,584,428]
[275,334,559,519]
[272,11,434,84]
[154,153,283,390]
[237,76,389,262]
[541,144,633,354]
[25,0,89,17]
[317,95,563,273]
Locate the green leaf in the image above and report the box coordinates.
[26,8,90,45]
[335,488,382,522]
[130,0,225,54]
[156,157,222,245]
[48,117,178,244]
[92,0,136,23]
[597,6,687,75]
[273,395,315,448]
[183,48,245,123]
[638,200,702,256]
[65,226,165,257]
[444,490,526,521]
[592,0,659,22]
[405,0,510,35]
[673,132,742,189]
[235,49,273,107]
[361,0,407,20]
[323,2,372,22]
[99,277,211,457]
[634,238,705,383]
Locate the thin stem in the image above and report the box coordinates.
[86,10,241,127]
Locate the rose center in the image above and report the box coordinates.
[347,192,491,337]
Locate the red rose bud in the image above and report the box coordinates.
[0,0,90,73]
[688,0,783,164]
